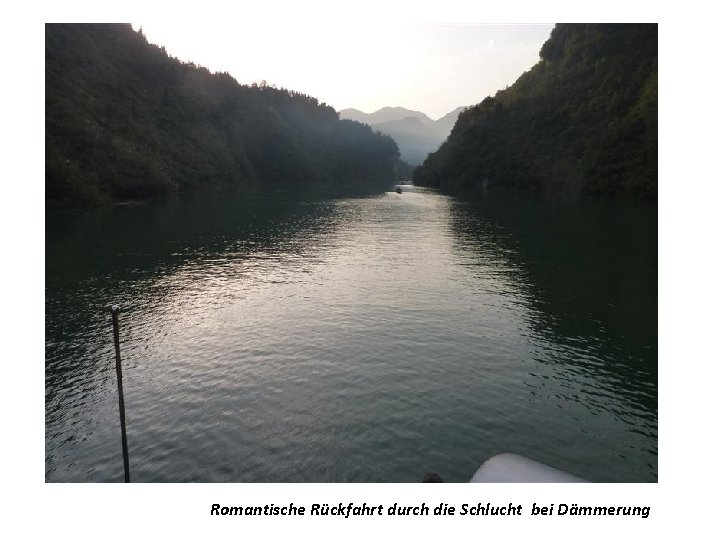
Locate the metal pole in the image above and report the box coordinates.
[110,305,130,483]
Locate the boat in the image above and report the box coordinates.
[423,453,587,482]
[470,453,587,482]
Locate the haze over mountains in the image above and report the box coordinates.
[339,106,467,165]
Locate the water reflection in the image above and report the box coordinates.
[46,187,657,482]
[447,193,657,478]
[46,193,349,481]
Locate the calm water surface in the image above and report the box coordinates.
[45,187,657,482]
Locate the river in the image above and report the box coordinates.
[45,186,657,482]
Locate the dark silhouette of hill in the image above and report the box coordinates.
[46,24,401,206]
[413,24,657,198]
[339,106,467,165]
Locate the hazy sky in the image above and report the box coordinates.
[133,22,553,119]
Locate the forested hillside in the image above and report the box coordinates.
[46,24,401,206]
[413,24,657,198]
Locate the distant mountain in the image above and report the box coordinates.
[435,106,468,133]
[339,106,467,165]
[341,106,433,126]
[370,117,440,166]
[413,24,658,198]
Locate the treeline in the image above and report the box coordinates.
[46,24,401,206]
[413,24,658,198]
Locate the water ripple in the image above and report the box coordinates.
[46,188,657,482]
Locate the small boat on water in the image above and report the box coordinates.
[394,180,413,194]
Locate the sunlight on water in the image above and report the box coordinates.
[46,187,657,482]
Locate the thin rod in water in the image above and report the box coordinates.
[110,305,130,483]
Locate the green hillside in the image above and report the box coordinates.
[413,24,657,198]
[46,24,401,206]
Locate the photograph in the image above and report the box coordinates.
[45,21,657,483]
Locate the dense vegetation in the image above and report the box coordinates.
[413,24,658,198]
[46,24,402,206]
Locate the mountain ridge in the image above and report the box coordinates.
[339,105,468,165]
[46,24,402,206]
